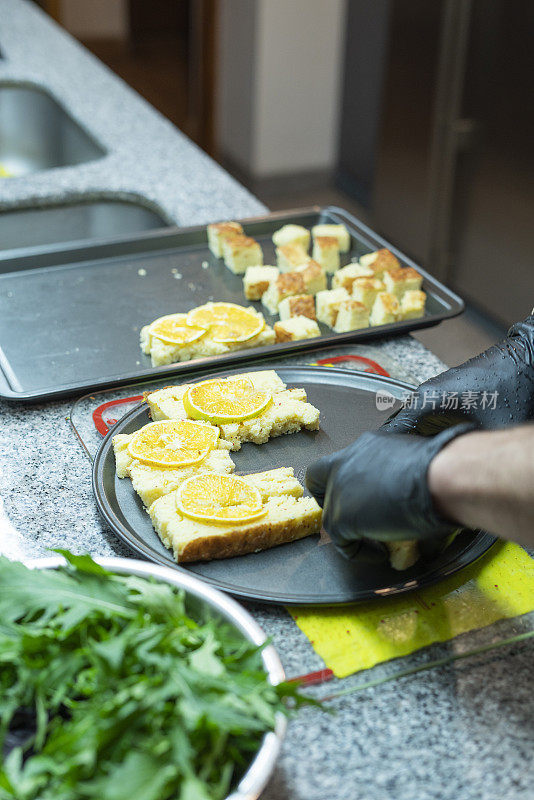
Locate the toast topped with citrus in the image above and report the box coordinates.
[145,369,320,450]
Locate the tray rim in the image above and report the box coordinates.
[92,364,496,606]
[0,205,465,402]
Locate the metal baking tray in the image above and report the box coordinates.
[0,206,464,401]
[92,365,495,605]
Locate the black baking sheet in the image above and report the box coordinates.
[0,206,464,401]
[92,365,494,605]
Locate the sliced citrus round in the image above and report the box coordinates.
[183,377,272,423]
[186,302,264,343]
[176,474,265,524]
[148,314,207,346]
[127,420,219,467]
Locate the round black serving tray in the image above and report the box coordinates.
[92,365,495,605]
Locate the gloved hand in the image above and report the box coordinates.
[306,423,474,561]
[383,315,534,436]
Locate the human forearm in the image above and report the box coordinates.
[428,425,534,547]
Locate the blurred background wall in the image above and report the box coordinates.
[42,0,533,344]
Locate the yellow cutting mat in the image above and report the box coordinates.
[289,542,534,678]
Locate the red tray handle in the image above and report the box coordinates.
[92,395,144,436]
[314,354,390,376]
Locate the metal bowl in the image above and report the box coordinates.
[25,555,287,800]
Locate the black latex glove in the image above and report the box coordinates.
[383,315,534,436]
[306,424,474,561]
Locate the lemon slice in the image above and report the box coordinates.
[127,420,219,467]
[186,302,264,343]
[176,474,265,524]
[148,314,207,345]
[183,377,272,423]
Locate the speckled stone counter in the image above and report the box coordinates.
[0,2,532,799]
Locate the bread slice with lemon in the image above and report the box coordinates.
[112,419,235,508]
[149,469,322,563]
[145,370,320,451]
[141,302,275,367]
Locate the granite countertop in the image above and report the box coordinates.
[0,2,532,799]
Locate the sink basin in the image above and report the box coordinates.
[0,199,170,252]
[0,84,105,176]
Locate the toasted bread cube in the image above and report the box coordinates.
[274,316,321,343]
[311,223,351,252]
[312,236,340,273]
[243,265,279,300]
[276,243,309,272]
[295,259,327,295]
[333,300,369,332]
[272,224,310,252]
[262,272,306,315]
[278,294,316,321]
[207,221,244,257]
[222,234,263,274]
[400,290,426,320]
[369,291,401,326]
[315,288,350,328]
[332,263,374,293]
[351,277,385,309]
[360,248,400,278]
[383,267,423,298]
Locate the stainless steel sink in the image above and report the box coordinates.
[0,84,105,176]
[0,199,170,252]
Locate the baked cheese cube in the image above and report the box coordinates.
[278,294,316,321]
[274,316,321,342]
[222,234,263,274]
[276,243,309,272]
[295,260,327,295]
[312,236,340,273]
[360,248,400,278]
[333,300,369,332]
[148,468,322,563]
[399,290,426,320]
[112,433,235,508]
[369,291,401,326]
[207,221,243,257]
[243,265,279,300]
[383,267,423,298]
[351,277,385,309]
[332,263,374,293]
[311,223,351,252]
[272,224,310,252]
[315,288,350,328]
[262,272,305,315]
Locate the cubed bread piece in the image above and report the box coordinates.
[276,243,309,272]
[243,265,279,300]
[369,291,401,326]
[295,259,327,295]
[351,277,386,309]
[315,288,350,328]
[278,294,316,321]
[359,248,400,278]
[332,263,374,293]
[262,272,305,315]
[312,236,340,273]
[333,300,370,332]
[272,224,310,252]
[399,290,426,320]
[311,223,351,252]
[387,540,419,570]
[149,468,322,563]
[383,267,423,298]
[207,221,244,257]
[222,234,263,274]
[274,316,321,343]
